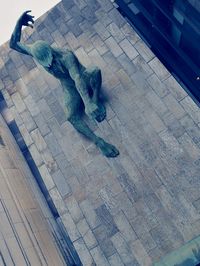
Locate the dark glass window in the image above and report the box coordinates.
[116,0,200,104]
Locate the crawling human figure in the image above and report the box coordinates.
[10,11,119,157]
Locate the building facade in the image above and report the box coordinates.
[115,0,200,104]
[0,0,200,265]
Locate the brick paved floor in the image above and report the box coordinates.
[0,0,200,265]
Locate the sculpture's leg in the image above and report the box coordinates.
[68,115,119,158]
[83,67,106,122]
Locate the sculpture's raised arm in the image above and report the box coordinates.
[9,10,34,55]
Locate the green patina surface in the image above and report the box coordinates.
[10,11,119,158]
[154,236,200,266]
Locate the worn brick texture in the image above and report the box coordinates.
[0,0,200,265]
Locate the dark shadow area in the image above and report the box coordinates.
[116,0,200,105]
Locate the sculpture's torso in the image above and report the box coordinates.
[44,48,85,82]
[43,48,86,108]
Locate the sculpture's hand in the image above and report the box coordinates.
[85,102,99,119]
[18,10,35,28]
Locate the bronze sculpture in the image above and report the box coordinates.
[10,11,119,158]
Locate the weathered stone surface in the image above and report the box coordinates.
[77,218,97,249]
[1,0,200,264]
[73,238,95,265]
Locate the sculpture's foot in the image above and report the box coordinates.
[97,139,119,158]
[92,103,106,122]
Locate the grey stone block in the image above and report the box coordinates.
[78,33,94,53]
[11,92,26,113]
[27,81,43,102]
[129,240,152,266]
[30,128,47,152]
[33,113,50,137]
[117,53,137,76]
[95,204,119,237]
[62,212,80,241]
[9,51,24,68]
[102,51,122,73]
[98,186,119,216]
[117,173,139,202]
[67,19,83,37]
[159,129,184,158]
[95,8,113,27]
[97,0,113,12]
[75,47,92,67]
[65,32,80,50]
[20,110,37,132]
[122,23,140,45]
[65,196,84,223]
[146,88,168,117]
[37,99,54,121]
[77,219,97,249]
[74,0,87,9]
[49,187,67,214]
[180,96,200,124]
[107,23,125,43]
[22,56,37,71]
[40,148,58,175]
[71,158,90,185]
[105,36,123,57]
[62,0,75,10]
[90,34,109,55]
[93,21,111,41]
[119,39,138,60]
[162,111,185,138]
[18,124,33,147]
[134,53,155,80]
[38,28,54,44]
[178,132,200,161]
[114,211,137,242]
[108,8,126,28]
[140,232,157,253]
[81,5,99,23]
[73,238,95,266]
[108,253,124,266]
[44,132,62,157]
[90,246,110,266]
[164,75,187,101]
[51,30,67,46]
[180,115,200,147]
[111,232,138,265]
[134,39,155,62]
[163,93,186,120]
[52,169,71,197]
[79,199,101,229]
[115,192,138,221]
[5,59,20,82]
[88,49,107,69]
[148,57,171,81]
[29,144,44,166]
[38,164,55,190]
[143,106,166,133]
[53,107,66,126]
[24,95,40,117]
[147,73,169,98]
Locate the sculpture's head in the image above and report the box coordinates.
[31,40,53,67]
